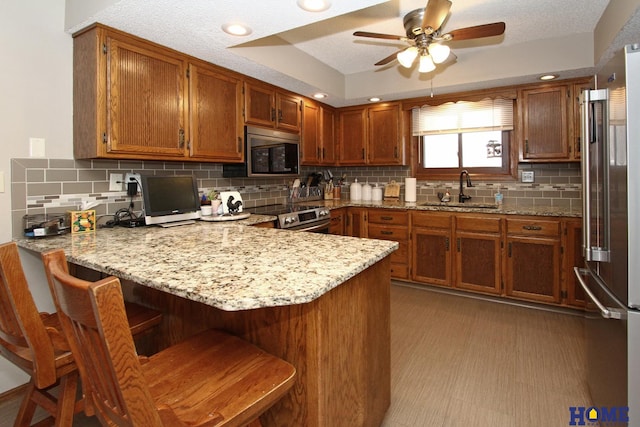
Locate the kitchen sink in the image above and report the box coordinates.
[420,202,499,209]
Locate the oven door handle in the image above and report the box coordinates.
[573,267,623,319]
[289,220,330,232]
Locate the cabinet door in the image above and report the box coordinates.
[454,232,502,295]
[564,219,586,307]
[244,81,275,127]
[276,92,301,132]
[320,106,337,164]
[506,236,561,303]
[339,108,367,165]
[188,64,243,161]
[301,101,321,165]
[329,208,345,235]
[520,85,569,161]
[412,227,452,287]
[106,35,186,157]
[368,103,402,165]
[346,208,367,237]
[570,81,591,161]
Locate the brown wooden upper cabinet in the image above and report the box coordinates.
[244,80,301,133]
[73,24,244,163]
[518,80,590,163]
[301,100,336,165]
[338,102,404,166]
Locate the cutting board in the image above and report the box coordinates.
[384,180,400,200]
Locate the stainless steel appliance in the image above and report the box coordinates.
[222,126,300,178]
[248,204,330,232]
[575,44,640,422]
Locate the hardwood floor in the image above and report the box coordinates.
[0,282,590,427]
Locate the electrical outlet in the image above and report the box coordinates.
[109,173,123,191]
[522,171,535,183]
[125,173,142,194]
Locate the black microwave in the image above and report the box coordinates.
[223,126,300,178]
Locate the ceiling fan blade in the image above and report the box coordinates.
[375,49,406,66]
[353,31,406,41]
[422,0,452,33]
[446,22,506,41]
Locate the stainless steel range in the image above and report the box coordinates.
[247,204,331,232]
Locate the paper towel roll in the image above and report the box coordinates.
[405,178,417,202]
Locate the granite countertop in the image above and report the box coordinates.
[16,215,398,312]
[313,199,582,217]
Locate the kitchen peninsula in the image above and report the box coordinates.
[17,219,398,427]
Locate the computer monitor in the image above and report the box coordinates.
[141,175,201,227]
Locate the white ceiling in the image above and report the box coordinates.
[66,0,627,107]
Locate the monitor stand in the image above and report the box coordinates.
[157,220,196,228]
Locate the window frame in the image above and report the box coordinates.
[414,130,517,181]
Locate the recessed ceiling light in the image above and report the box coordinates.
[222,23,252,36]
[313,93,328,99]
[369,97,381,102]
[539,74,558,81]
[297,0,331,12]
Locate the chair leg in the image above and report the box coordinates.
[13,380,38,427]
[54,372,79,427]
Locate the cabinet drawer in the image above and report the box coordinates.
[390,263,409,280]
[412,212,451,229]
[368,209,408,225]
[368,224,409,241]
[455,215,501,233]
[507,218,560,237]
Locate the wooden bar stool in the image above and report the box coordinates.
[42,248,296,427]
[0,241,162,426]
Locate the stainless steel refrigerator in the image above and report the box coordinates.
[575,44,640,424]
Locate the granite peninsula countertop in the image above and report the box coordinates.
[313,199,582,217]
[16,215,398,311]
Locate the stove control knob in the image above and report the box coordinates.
[284,216,296,224]
[319,209,329,217]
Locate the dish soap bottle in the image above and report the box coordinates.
[495,190,503,206]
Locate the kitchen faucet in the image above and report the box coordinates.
[459,170,473,203]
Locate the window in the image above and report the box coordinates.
[412,98,516,180]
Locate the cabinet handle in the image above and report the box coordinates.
[271,108,276,122]
[238,137,242,152]
[362,148,365,160]
[380,216,393,221]
[445,237,450,251]
[457,237,461,252]
[381,230,394,236]
[317,148,321,159]
[394,146,398,158]
[278,109,283,121]
[525,139,529,153]
[179,129,185,148]
[322,147,326,159]
[523,225,542,231]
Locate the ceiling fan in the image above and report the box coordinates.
[353,0,505,73]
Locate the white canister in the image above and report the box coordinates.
[350,179,362,201]
[361,182,372,201]
[372,185,383,202]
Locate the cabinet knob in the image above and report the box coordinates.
[523,225,542,231]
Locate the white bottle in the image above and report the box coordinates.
[350,179,362,201]
[361,182,372,201]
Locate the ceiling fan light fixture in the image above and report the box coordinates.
[222,23,252,36]
[297,0,331,12]
[397,47,418,68]
[419,54,435,73]
[429,43,450,64]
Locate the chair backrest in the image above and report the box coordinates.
[0,242,58,388]
[42,249,164,426]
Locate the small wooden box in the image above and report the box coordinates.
[68,210,96,233]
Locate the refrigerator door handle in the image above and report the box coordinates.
[574,267,623,319]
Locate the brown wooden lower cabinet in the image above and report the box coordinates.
[411,212,452,287]
[329,208,345,235]
[564,219,586,307]
[367,209,409,280]
[346,207,368,237]
[454,215,503,295]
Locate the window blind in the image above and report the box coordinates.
[412,98,514,136]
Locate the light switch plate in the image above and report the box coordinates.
[29,138,46,157]
[109,173,123,191]
[522,171,535,183]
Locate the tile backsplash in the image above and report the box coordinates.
[11,158,581,238]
